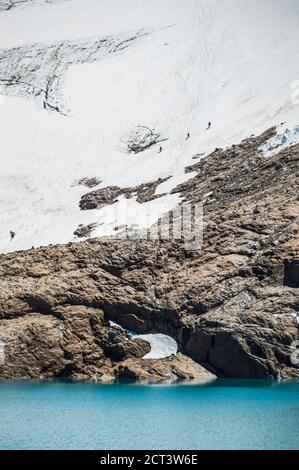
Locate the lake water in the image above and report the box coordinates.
[0,379,298,450]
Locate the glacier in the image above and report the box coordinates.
[0,0,299,253]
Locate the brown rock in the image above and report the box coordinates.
[105,337,151,361]
[79,177,170,210]
[116,353,216,383]
[0,128,298,380]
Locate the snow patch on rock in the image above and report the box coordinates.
[290,314,299,327]
[138,333,178,359]
[260,124,299,157]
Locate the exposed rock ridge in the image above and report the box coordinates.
[0,128,298,380]
[79,177,171,210]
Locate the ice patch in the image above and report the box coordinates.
[109,321,178,359]
[109,320,124,330]
[138,333,178,359]
[260,125,299,157]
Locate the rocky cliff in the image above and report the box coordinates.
[0,129,298,381]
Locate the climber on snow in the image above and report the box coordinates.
[206,122,211,130]
[9,230,16,240]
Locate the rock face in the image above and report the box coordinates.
[74,223,98,239]
[79,177,170,210]
[116,354,214,383]
[0,304,214,382]
[0,128,298,380]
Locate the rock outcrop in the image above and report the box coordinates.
[0,304,214,382]
[79,177,170,210]
[74,223,98,239]
[0,128,298,380]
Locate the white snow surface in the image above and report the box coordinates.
[138,333,178,360]
[109,320,178,360]
[1,0,299,253]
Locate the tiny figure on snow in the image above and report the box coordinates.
[9,230,16,240]
[206,122,211,130]
[158,146,163,153]
[186,132,190,140]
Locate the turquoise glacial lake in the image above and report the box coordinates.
[0,379,298,450]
